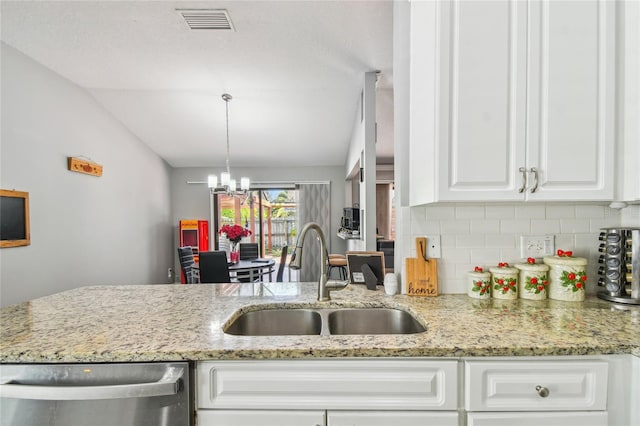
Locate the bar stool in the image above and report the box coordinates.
[327,253,348,280]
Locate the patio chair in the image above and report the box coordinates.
[239,243,259,260]
[177,246,199,284]
[199,251,232,283]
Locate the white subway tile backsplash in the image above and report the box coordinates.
[555,234,575,251]
[590,218,622,233]
[531,219,561,234]
[441,219,470,234]
[406,202,624,294]
[546,205,576,219]
[500,219,531,234]
[456,234,484,248]
[575,233,597,250]
[455,206,485,219]
[560,219,590,233]
[486,205,515,219]
[441,247,471,262]
[515,205,546,219]
[425,206,456,220]
[441,234,456,248]
[575,205,606,219]
[485,234,516,248]
[621,205,639,226]
[470,219,500,233]
[500,248,522,263]
[469,248,501,265]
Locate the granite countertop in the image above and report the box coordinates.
[1,283,639,363]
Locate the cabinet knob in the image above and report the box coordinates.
[535,385,550,397]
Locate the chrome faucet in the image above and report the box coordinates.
[289,222,349,301]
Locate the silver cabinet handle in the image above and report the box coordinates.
[529,167,539,193]
[535,385,550,397]
[0,366,183,401]
[518,167,527,193]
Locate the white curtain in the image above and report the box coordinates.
[296,183,331,282]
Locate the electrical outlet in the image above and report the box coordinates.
[167,268,173,279]
[520,235,555,259]
[425,235,441,259]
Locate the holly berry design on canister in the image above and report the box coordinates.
[525,274,549,294]
[472,279,491,296]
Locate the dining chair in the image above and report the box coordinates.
[198,251,232,283]
[276,245,288,282]
[177,247,199,284]
[239,243,259,260]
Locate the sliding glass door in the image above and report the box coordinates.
[213,189,297,279]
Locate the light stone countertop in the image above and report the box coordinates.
[1,282,639,363]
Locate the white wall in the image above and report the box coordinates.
[170,165,347,278]
[0,43,173,307]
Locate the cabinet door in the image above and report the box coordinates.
[465,360,608,412]
[526,0,615,201]
[198,409,325,426]
[436,0,527,202]
[198,359,457,410]
[328,411,458,426]
[467,411,608,426]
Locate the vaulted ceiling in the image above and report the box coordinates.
[1,1,394,168]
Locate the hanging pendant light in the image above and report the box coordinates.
[208,93,250,194]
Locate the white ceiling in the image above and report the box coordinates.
[1,0,394,168]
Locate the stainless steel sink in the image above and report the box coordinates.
[224,309,322,336]
[224,307,426,336]
[328,308,426,335]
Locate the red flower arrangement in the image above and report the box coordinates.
[219,224,252,244]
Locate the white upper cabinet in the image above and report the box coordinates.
[409,0,616,205]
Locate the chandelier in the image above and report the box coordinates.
[208,93,250,194]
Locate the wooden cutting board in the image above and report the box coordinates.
[405,237,438,296]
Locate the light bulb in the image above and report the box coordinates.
[221,172,230,186]
[240,177,250,191]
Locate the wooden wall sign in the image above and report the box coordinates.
[405,237,439,296]
[68,157,103,177]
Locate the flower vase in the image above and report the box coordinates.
[229,242,240,263]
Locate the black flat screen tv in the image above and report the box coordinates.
[0,189,30,248]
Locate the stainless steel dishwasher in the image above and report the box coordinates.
[0,362,191,426]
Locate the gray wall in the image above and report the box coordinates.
[0,43,174,307]
[171,166,347,279]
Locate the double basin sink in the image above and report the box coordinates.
[224,307,427,336]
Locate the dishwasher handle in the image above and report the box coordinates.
[0,366,184,401]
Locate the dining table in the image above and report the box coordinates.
[228,258,276,282]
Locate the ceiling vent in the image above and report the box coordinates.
[177,9,235,31]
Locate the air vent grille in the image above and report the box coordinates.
[178,9,234,31]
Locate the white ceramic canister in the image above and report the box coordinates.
[543,254,588,302]
[467,269,491,299]
[489,264,519,299]
[515,261,550,300]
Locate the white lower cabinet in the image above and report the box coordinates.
[464,359,609,426]
[197,356,635,426]
[196,359,458,426]
[327,411,458,426]
[467,411,608,426]
[198,410,325,426]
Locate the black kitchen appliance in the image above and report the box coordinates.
[341,207,360,231]
[597,227,640,305]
